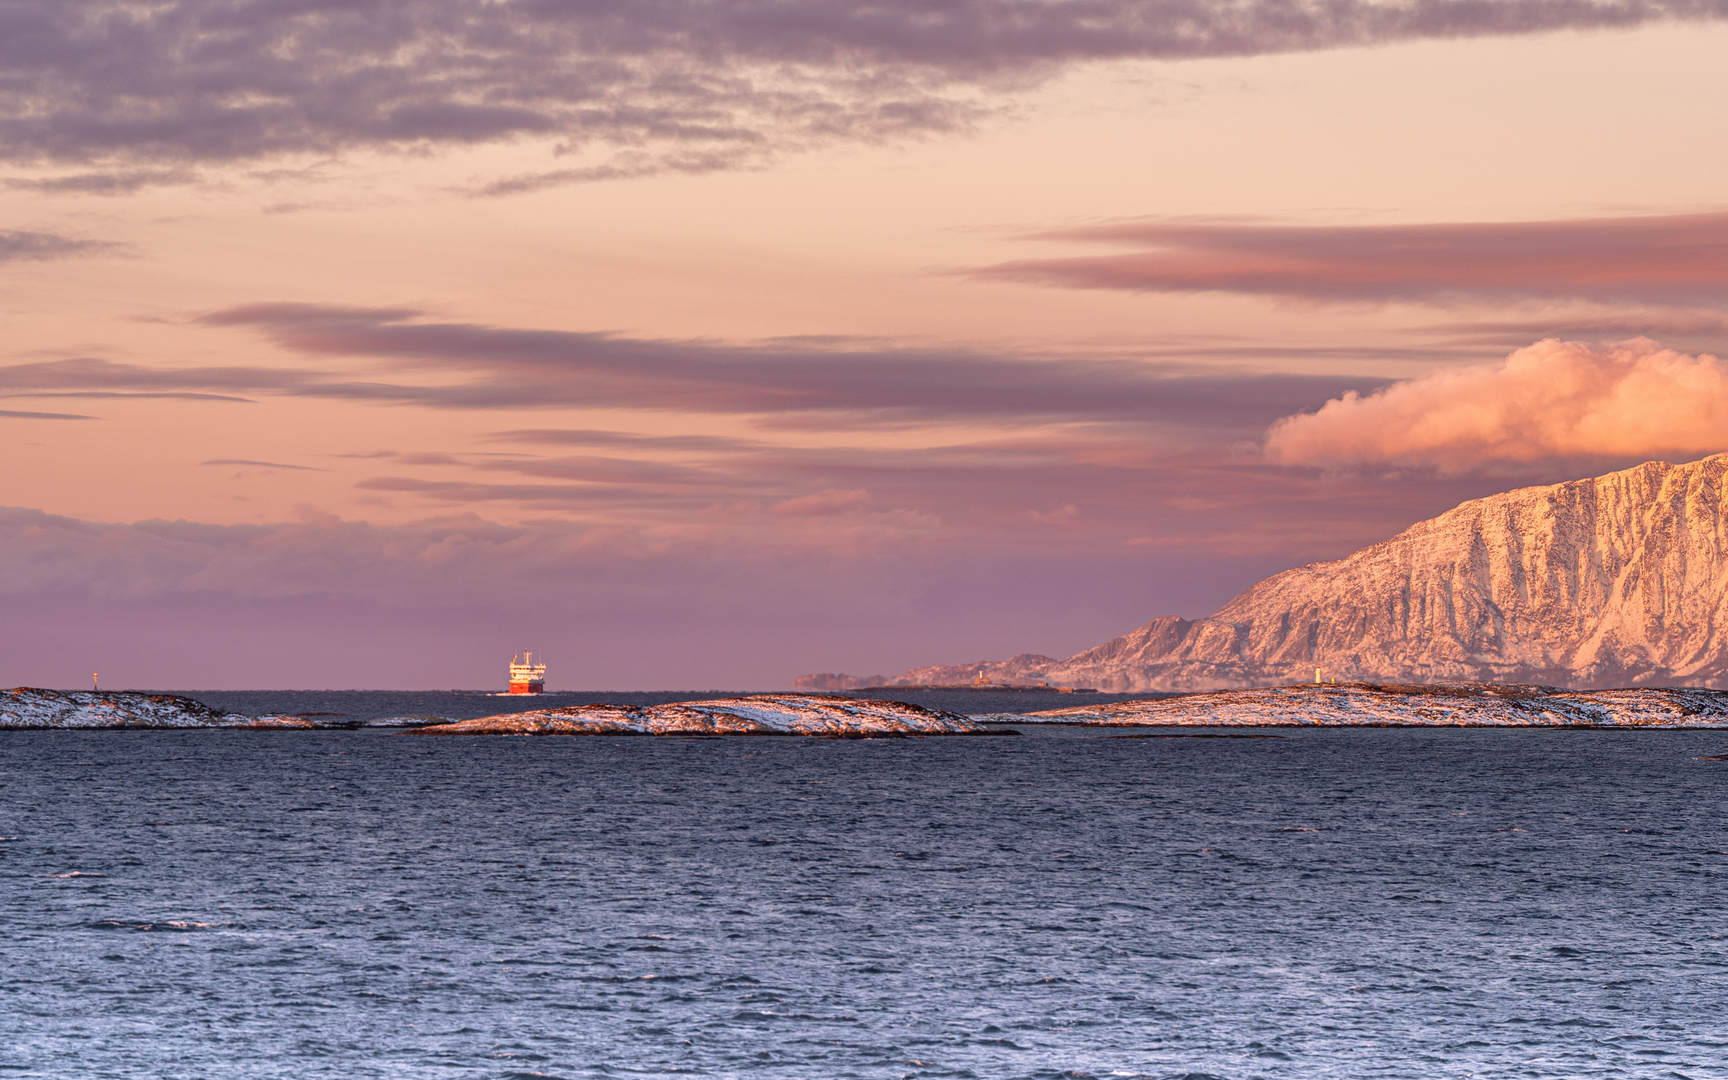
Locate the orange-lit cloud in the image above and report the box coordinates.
[1265,338,1728,473]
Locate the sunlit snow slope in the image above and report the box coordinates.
[898,455,1728,691]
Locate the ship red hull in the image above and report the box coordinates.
[507,681,544,695]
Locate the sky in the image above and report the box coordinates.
[4,0,1728,690]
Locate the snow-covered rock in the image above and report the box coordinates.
[0,688,438,729]
[0,689,981,734]
[896,454,1728,691]
[412,694,990,736]
[0,688,247,728]
[987,682,1728,727]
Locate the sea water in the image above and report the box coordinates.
[3,714,1727,1078]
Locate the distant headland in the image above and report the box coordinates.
[793,669,1095,693]
[852,683,1097,694]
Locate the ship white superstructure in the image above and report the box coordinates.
[508,651,546,694]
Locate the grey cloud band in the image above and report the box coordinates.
[1,0,1720,181]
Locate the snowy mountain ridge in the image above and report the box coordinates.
[889,454,1728,691]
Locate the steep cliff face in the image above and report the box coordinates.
[904,455,1728,691]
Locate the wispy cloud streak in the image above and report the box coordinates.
[0,407,93,420]
[3,169,195,194]
[189,302,1383,425]
[0,230,114,263]
[974,211,1728,307]
[201,458,326,471]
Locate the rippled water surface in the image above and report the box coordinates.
[5,720,1728,1078]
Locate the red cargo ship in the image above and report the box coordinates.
[507,651,546,694]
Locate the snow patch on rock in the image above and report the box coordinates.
[988,682,1728,727]
[0,688,247,728]
[412,694,988,736]
[0,688,450,729]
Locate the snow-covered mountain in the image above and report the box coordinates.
[888,454,1728,691]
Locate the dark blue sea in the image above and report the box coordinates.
[5,690,1728,1078]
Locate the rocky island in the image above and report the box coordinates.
[988,682,1728,728]
[411,694,990,736]
[2,688,249,728]
[0,688,990,735]
[0,687,433,729]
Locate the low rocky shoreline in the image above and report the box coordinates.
[2,688,246,729]
[12,682,1728,731]
[986,681,1728,728]
[408,695,992,737]
[0,688,990,735]
[0,688,438,729]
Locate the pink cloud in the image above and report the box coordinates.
[0,444,1524,689]
[193,302,1383,424]
[770,489,873,516]
[1265,338,1728,473]
[972,211,1728,308]
[0,500,1229,689]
